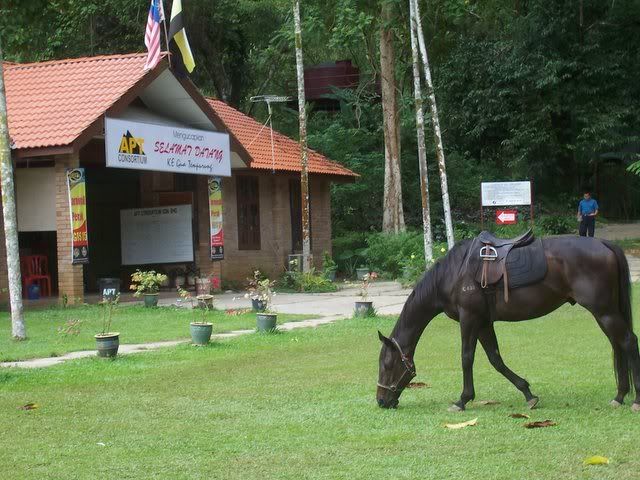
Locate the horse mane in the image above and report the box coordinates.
[392,239,472,336]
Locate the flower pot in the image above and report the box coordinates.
[256,313,277,332]
[252,298,266,312]
[95,333,120,357]
[356,268,369,280]
[354,301,374,317]
[325,270,337,282]
[196,294,214,310]
[143,293,159,308]
[190,322,213,346]
[175,275,185,288]
[187,274,196,286]
[195,277,211,296]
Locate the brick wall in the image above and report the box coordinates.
[219,173,332,282]
[194,175,222,287]
[55,154,85,303]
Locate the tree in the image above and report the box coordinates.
[379,0,405,233]
[0,44,26,340]
[293,0,312,272]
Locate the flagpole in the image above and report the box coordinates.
[160,0,171,55]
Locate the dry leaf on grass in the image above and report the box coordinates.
[444,418,478,430]
[477,400,500,405]
[524,420,556,428]
[18,403,39,411]
[407,382,430,389]
[584,456,609,465]
[508,413,530,419]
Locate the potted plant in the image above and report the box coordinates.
[322,251,338,282]
[130,270,168,307]
[95,294,120,357]
[355,272,377,317]
[179,287,214,346]
[356,265,369,280]
[245,270,277,332]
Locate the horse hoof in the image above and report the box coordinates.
[632,403,640,413]
[448,404,464,412]
[610,399,623,408]
[527,397,539,410]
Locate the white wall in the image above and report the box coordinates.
[16,167,56,231]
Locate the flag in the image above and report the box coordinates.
[168,0,196,74]
[144,0,165,71]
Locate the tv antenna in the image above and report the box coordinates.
[249,95,292,173]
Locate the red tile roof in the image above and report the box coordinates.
[4,53,155,149]
[207,99,356,179]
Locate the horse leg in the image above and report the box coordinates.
[478,323,539,409]
[595,313,640,411]
[609,343,629,407]
[449,314,479,412]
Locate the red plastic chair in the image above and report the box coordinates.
[21,255,52,297]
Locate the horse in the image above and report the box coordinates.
[376,235,640,412]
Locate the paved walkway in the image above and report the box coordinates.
[2,282,409,369]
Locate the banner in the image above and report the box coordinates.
[67,168,89,264]
[208,177,224,260]
[104,117,231,177]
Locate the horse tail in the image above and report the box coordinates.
[601,240,633,331]
[602,240,633,390]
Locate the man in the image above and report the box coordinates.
[577,188,599,237]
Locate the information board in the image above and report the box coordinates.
[481,181,531,207]
[120,205,194,265]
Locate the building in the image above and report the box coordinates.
[0,53,356,303]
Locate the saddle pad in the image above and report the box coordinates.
[500,238,547,288]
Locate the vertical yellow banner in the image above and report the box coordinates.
[67,168,89,264]
[209,177,223,260]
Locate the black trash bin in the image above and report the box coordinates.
[97,278,121,301]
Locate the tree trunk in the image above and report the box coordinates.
[408,0,433,263]
[379,1,405,234]
[412,0,455,249]
[293,0,312,272]
[0,47,26,340]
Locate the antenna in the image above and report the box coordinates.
[250,95,292,173]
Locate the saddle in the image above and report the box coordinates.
[471,229,546,303]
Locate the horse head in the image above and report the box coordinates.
[376,331,416,408]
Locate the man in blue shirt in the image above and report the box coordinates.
[577,188,599,237]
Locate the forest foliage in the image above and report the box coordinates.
[2,0,640,234]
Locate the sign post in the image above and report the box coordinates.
[481,181,533,228]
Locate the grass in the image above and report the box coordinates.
[0,305,310,362]
[614,238,640,254]
[1,294,639,479]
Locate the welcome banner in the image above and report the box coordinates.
[67,168,89,264]
[208,177,224,260]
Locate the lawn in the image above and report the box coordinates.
[0,305,309,362]
[1,294,639,479]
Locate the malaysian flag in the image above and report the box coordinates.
[144,0,165,70]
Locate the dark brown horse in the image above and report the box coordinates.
[376,235,640,412]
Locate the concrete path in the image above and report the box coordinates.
[1,314,346,369]
[596,221,640,241]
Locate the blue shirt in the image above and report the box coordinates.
[578,198,598,215]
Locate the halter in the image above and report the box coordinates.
[377,338,417,393]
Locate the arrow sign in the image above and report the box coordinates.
[496,209,517,225]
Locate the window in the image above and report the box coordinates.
[237,176,261,250]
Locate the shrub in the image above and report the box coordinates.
[280,269,338,293]
[536,214,575,235]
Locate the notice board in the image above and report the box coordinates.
[120,205,194,265]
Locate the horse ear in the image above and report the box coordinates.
[378,330,393,347]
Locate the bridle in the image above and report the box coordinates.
[377,338,416,393]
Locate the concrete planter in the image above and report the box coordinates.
[95,333,120,357]
[143,293,159,308]
[195,277,211,296]
[196,294,214,310]
[354,301,374,317]
[190,323,213,346]
[356,268,369,280]
[325,270,337,282]
[256,313,277,332]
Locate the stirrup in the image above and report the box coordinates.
[480,245,498,261]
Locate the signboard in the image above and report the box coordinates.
[67,168,89,264]
[105,117,231,177]
[120,205,194,265]
[208,177,224,260]
[481,181,531,207]
[496,209,517,225]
